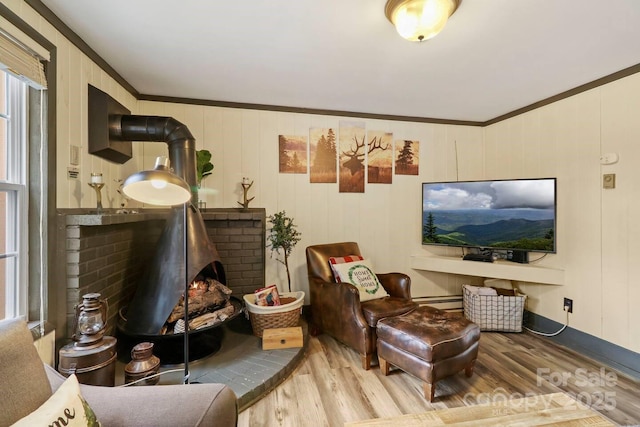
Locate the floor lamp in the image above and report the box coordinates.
[122,156,193,384]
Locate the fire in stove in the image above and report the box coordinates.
[116,264,242,364]
[163,276,235,335]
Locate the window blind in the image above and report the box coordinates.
[0,29,47,90]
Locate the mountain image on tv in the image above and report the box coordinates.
[422,179,556,252]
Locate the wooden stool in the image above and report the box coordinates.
[376,306,480,401]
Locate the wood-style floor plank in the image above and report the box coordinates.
[345,393,617,427]
[238,331,640,426]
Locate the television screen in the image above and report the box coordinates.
[422,178,556,253]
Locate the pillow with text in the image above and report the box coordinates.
[330,258,389,301]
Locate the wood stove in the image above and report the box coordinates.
[89,85,243,363]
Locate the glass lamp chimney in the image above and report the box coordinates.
[74,293,107,346]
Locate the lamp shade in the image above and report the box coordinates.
[385,0,459,42]
[122,156,191,206]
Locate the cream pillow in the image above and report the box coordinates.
[330,258,389,301]
[11,374,100,427]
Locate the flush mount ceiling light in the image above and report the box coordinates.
[385,0,459,42]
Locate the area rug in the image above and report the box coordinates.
[345,392,615,426]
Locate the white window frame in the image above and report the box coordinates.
[1,72,28,319]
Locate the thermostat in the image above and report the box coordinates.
[600,153,619,165]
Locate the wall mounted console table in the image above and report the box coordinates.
[411,254,564,285]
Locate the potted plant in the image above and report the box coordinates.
[266,210,301,293]
[195,149,214,206]
[196,149,214,185]
[243,211,304,337]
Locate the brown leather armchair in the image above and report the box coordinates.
[306,242,417,370]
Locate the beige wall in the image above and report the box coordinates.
[135,101,484,303]
[1,0,142,209]
[8,0,640,355]
[483,90,602,341]
[138,77,640,356]
[483,74,640,353]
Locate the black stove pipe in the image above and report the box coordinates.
[110,115,222,335]
[115,115,198,195]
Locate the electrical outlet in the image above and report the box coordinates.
[563,297,573,313]
[603,173,616,189]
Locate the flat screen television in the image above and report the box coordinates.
[422,178,556,253]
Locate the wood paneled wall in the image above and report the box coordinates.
[484,74,640,353]
[8,0,640,357]
[135,101,484,303]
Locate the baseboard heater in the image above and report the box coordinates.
[413,295,463,312]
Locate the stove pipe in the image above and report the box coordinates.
[110,115,222,335]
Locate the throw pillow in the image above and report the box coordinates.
[11,374,100,427]
[330,258,389,301]
[462,284,497,296]
[328,255,364,282]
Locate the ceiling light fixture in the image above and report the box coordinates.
[385,0,459,42]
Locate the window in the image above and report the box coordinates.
[0,70,28,320]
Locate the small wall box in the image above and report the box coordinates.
[262,327,303,350]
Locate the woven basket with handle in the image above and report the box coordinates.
[243,291,304,337]
[248,307,301,337]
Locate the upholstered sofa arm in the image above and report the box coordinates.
[377,272,412,299]
[0,318,52,425]
[1,317,238,426]
[45,364,238,427]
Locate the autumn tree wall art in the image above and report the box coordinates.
[278,135,307,174]
[309,127,337,183]
[277,127,420,192]
[395,140,420,175]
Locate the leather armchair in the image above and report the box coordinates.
[306,242,417,369]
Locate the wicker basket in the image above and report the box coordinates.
[243,291,304,337]
[463,285,526,332]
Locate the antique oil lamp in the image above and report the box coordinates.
[74,293,107,345]
[58,293,118,386]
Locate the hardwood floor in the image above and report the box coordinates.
[238,331,640,426]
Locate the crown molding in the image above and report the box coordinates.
[20,0,640,127]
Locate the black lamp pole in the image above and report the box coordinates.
[183,202,189,384]
[122,156,192,384]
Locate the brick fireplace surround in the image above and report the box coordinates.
[54,208,265,346]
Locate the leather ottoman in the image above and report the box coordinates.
[376,306,480,401]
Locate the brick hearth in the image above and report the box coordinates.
[56,208,265,342]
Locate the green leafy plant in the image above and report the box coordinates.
[267,211,301,293]
[196,149,214,186]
